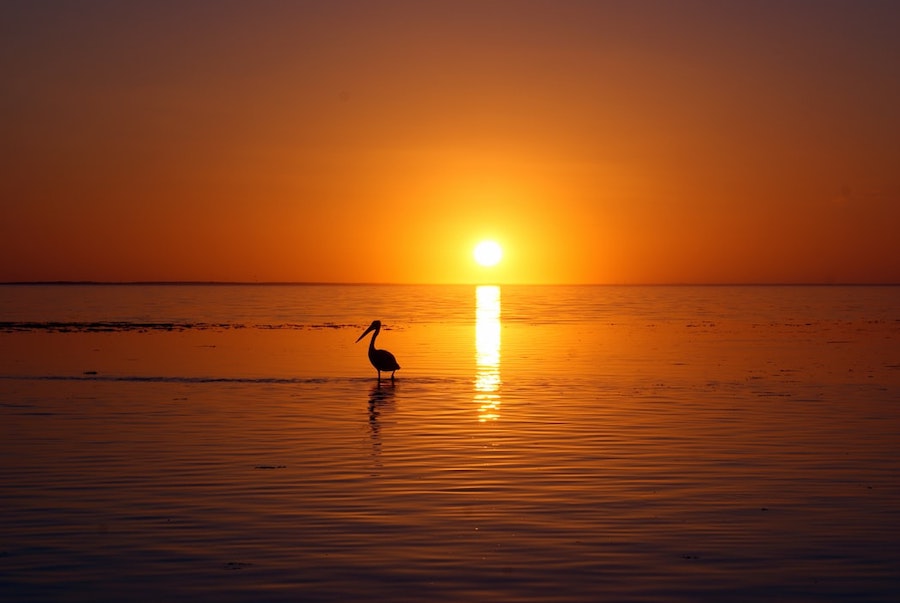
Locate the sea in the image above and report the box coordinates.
[1,284,898,602]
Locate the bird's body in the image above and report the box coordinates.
[356,320,400,382]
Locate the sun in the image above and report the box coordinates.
[473,240,503,267]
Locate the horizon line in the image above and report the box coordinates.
[1,280,898,287]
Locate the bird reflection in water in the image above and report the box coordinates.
[368,383,395,468]
[475,285,501,422]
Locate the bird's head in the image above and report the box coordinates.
[355,320,382,343]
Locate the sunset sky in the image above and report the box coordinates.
[2,1,899,284]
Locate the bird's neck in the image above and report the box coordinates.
[368,329,379,351]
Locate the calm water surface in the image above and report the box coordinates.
[1,285,899,602]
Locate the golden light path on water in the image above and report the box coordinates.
[475,285,501,422]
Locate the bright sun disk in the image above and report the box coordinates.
[473,240,503,267]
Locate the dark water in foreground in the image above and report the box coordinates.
[1,285,899,602]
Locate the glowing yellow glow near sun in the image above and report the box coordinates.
[473,240,503,267]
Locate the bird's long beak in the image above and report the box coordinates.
[355,324,375,343]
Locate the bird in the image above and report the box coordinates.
[355,320,400,382]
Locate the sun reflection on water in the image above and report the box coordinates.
[475,285,501,421]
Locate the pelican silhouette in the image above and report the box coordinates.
[355,320,400,382]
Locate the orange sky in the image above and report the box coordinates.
[2,1,899,284]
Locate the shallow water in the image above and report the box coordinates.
[1,285,899,601]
